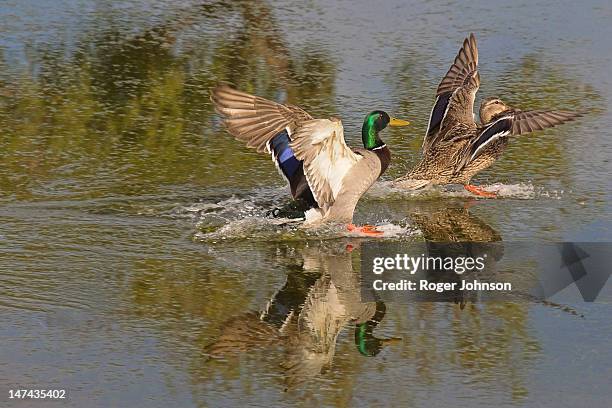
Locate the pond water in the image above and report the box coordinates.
[0,1,610,407]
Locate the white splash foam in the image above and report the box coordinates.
[344,222,416,238]
[195,216,303,241]
[368,180,546,200]
[194,211,419,242]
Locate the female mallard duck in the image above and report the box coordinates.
[212,85,409,232]
[393,33,581,197]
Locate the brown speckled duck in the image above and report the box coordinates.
[394,33,581,197]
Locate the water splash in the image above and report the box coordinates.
[194,216,418,242]
[178,187,418,241]
[168,180,566,242]
[367,180,560,200]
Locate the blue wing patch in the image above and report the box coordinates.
[270,130,300,180]
[269,130,318,208]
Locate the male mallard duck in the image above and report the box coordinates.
[205,240,399,389]
[393,34,581,197]
[211,85,409,233]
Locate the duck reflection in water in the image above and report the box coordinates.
[205,240,400,389]
[404,201,581,315]
[406,200,504,307]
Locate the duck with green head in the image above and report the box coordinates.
[212,86,409,234]
[204,240,401,388]
[355,300,402,356]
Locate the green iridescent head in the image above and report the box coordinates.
[361,111,410,150]
[354,301,402,356]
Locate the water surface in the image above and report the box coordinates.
[0,1,611,407]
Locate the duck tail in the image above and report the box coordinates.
[302,208,324,226]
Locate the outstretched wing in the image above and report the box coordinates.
[424,33,480,152]
[211,85,313,153]
[212,85,319,205]
[204,312,281,358]
[289,119,361,209]
[212,85,360,209]
[458,110,581,169]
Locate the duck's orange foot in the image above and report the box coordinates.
[464,184,498,198]
[347,224,384,236]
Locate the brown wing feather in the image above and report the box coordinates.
[458,109,582,170]
[204,312,282,358]
[424,34,480,152]
[211,85,313,153]
[436,33,479,97]
[509,110,581,135]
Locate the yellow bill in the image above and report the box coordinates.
[389,117,410,127]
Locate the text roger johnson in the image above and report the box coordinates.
[371,254,512,292]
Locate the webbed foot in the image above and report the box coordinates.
[347,224,384,236]
[464,184,497,198]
